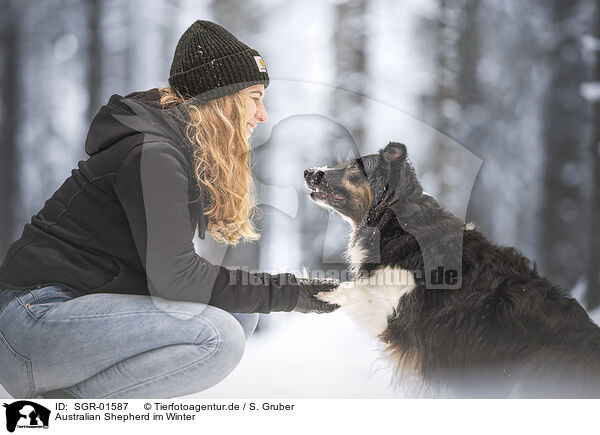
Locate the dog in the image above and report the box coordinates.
[304,142,600,398]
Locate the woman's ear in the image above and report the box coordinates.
[382,142,407,163]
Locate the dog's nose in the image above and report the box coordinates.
[304,169,324,186]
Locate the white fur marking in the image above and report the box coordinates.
[347,241,368,268]
[317,267,416,337]
[308,194,355,226]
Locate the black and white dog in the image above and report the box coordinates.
[305,142,600,398]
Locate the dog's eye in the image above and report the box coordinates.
[353,160,367,176]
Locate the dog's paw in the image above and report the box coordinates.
[315,289,337,302]
[315,281,353,305]
[315,281,361,307]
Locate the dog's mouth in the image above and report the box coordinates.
[309,186,346,204]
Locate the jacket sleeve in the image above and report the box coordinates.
[113,140,299,313]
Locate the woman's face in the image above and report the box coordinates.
[240,84,268,138]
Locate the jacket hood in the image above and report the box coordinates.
[84,88,189,156]
[84,88,207,239]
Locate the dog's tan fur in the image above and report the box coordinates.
[342,178,373,226]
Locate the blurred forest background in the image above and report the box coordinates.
[0,0,599,397]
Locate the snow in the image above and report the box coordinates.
[185,311,397,399]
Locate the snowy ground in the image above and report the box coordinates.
[185,311,397,399]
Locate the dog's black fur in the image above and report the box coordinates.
[305,142,600,398]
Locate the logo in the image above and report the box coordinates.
[3,401,50,433]
[254,56,267,72]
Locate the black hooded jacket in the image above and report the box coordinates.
[0,88,299,313]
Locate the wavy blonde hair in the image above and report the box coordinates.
[158,86,259,245]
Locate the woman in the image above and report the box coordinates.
[0,20,339,399]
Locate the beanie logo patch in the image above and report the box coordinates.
[254,56,267,73]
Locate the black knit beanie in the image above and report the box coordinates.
[168,20,269,102]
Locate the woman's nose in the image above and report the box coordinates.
[256,104,268,123]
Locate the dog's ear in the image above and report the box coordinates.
[382,142,407,164]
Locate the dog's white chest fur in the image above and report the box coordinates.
[318,267,416,337]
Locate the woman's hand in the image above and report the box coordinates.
[294,277,341,313]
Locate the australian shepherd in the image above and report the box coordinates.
[304,142,600,398]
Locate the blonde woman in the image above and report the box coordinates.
[0,20,338,399]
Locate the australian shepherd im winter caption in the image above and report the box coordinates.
[304,142,600,398]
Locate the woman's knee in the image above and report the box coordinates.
[193,306,246,365]
[229,313,259,340]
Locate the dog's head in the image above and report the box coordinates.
[304,142,422,226]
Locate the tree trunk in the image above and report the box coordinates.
[585,6,600,308]
[331,0,368,147]
[540,0,592,293]
[87,0,102,123]
[0,0,20,260]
